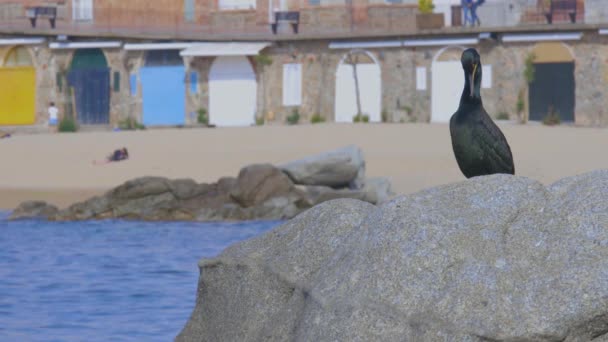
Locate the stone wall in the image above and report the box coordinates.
[185,56,213,125]
[585,0,608,24]
[30,46,132,128]
[572,35,608,126]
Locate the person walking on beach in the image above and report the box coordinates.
[48,102,59,132]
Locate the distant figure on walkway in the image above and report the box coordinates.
[48,102,59,132]
[462,0,472,26]
[470,0,484,27]
[93,148,129,165]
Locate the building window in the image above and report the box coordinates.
[283,63,302,106]
[219,0,256,10]
[308,0,321,5]
[72,0,93,21]
[185,0,195,22]
[56,72,63,92]
[416,67,426,91]
[129,74,137,96]
[190,71,198,93]
[482,65,492,89]
[113,71,120,92]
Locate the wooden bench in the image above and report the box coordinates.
[544,0,577,24]
[26,6,57,28]
[270,11,300,34]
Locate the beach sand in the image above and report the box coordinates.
[1,123,607,210]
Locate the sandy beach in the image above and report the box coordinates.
[0,122,607,210]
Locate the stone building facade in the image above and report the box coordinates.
[1,0,608,128]
[2,28,608,129]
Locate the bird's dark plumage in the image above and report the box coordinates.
[449,48,515,178]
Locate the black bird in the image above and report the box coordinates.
[449,48,515,178]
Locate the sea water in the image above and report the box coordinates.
[0,212,279,342]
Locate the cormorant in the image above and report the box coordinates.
[449,48,515,178]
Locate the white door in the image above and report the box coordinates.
[431,61,463,123]
[72,0,93,21]
[209,56,256,126]
[335,63,381,123]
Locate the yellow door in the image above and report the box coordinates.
[0,67,36,125]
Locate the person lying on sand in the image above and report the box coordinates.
[0,131,11,139]
[93,147,129,165]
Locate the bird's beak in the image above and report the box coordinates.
[469,63,477,98]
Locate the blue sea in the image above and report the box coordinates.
[0,211,279,342]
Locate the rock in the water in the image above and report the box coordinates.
[107,176,171,199]
[11,146,392,222]
[177,170,608,341]
[230,164,297,208]
[10,200,59,220]
[279,145,365,189]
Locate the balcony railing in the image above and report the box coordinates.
[0,0,595,41]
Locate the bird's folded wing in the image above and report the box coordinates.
[473,114,515,173]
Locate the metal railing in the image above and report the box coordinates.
[0,1,594,41]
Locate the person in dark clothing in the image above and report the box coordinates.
[110,148,129,162]
[93,147,129,165]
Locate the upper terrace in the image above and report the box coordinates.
[0,0,603,41]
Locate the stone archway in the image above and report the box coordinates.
[528,42,575,122]
[208,56,256,126]
[431,45,467,123]
[68,48,111,125]
[140,50,186,126]
[0,46,36,125]
[334,49,382,123]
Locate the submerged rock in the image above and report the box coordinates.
[177,170,608,341]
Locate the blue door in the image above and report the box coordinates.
[68,48,110,125]
[67,68,110,124]
[140,66,185,126]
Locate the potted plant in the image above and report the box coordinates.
[416,0,444,29]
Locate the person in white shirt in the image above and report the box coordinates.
[48,102,59,132]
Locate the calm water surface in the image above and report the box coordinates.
[0,212,279,342]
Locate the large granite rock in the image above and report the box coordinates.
[279,145,366,189]
[177,170,608,341]
[296,177,393,206]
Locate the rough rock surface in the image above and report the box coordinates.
[230,164,296,208]
[279,145,366,189]
[177,170,608,341]
[10,201,59,220]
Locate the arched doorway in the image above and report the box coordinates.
[68,48,110,125]
[528,42,575,122]
[208,56,256,126]
[334,50,381,123]
[140,50,185,126]
[0,46,36,125]
[431,46,467,123]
